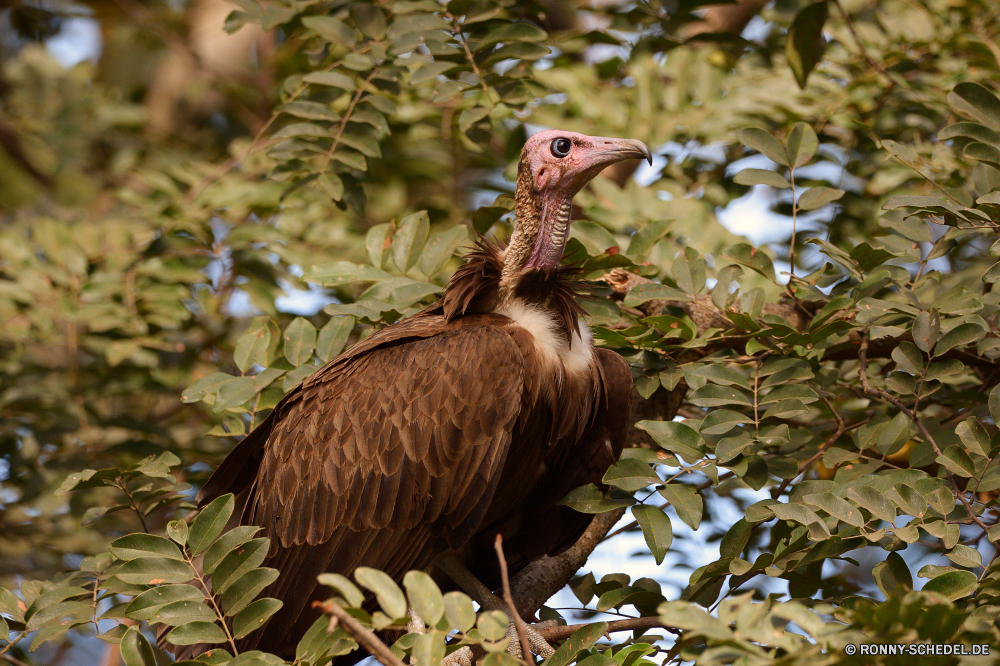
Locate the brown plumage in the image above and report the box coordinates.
[164,130,650,660]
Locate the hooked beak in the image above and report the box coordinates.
[583,136,653,168]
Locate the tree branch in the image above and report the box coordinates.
[535,616,676,642]
[495,535,532,663]
[313,600,407,666]
[509,508,625,617]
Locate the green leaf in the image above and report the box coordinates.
[990,385,1000,427]
[354,567,407,619]
[115,558,194,585]
[770,503,829,538]
[283,317,318,365]
[212,538,270,596]
[189,494,236,557]
[443,591,476,632]
[786,0,829,89]
[736,128,789,166]
[110,534,184,561]
[126,585,205,621]
[720,519,752,558]
[478,21,547,48]
[392,211,430,273]
[632,505,674,564]
[622,283,689,307]
[627,219,671,258]
[234,317,273,373]
[317,316,354,362]
[167,520,188,546]
[149,599,217,626]
[872,552,912,598]
[221,567,280,616]
[734,169,791,189]
[182,372,238,403]
[232,598,283,639]
[302,16,357,49]
[635,421,705,462]
[120,626,158,666]
[558,484,635,513]
[803,492,864,528]
[688,384,752,408]
[946,544,983,568]
[921,570,978,600]
[302,71,356,90]
[413,632,446,666]
[165,621,230,646]
[541,622,608,666]
[886,483,927,518]
[700,409,752,435]
[846,486,896,523]
[933,323,984,356]
[658,484,703,530]
[798,186,845,210]
[317,573,366,608]
[477,610,508,641]
[937,445,976,477]
[786,122,819,167]
[213,376,256,412]
[411,61,457,86]
[603,459,660,492]
[458,106,491,133]
[948,82,1000,133]
[912,310,940,354]
[403,571,444,627]
[420,225,468,277]
[956,418,991,458]
[721,243,776,281]
[204,526,261,575]
[0,588,26,620]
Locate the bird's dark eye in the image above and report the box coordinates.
[550,138,572,158]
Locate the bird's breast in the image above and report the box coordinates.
[497,298,593,383]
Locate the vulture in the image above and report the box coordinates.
[170,129,649,659]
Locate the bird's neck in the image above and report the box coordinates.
[499,159,573,302]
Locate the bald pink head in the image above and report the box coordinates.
[502,130,651,286]
[520,129,652,198]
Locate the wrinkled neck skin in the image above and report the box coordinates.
[500,158,574,301]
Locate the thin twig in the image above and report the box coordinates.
[446,14,491,97]
[313,600,407,666]
[319,66,382,176]
[535,616,676,642]
[0,653,30,666]
[495,535,532,663]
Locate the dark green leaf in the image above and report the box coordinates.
[736,128,789,166]
[189,494,236,557]
[120,626,158,666]
[221,567,280,616]
[872,552,912,597]
[733,169,790,189]
[798,186,844,210]
[110,534,184,562]
[232,598,283,640]
[786,0,829,89]
[658,484,703,530]
[948,82,1000,133]
[212,538,269,596]
[165,621,229,646]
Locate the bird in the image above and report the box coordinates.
[167,129,650,660]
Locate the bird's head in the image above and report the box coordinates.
[502,129,652,294]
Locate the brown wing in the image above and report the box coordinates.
[232,317,526,655]
[465,346,633,588]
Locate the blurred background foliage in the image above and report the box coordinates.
[2,0,1000,663]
